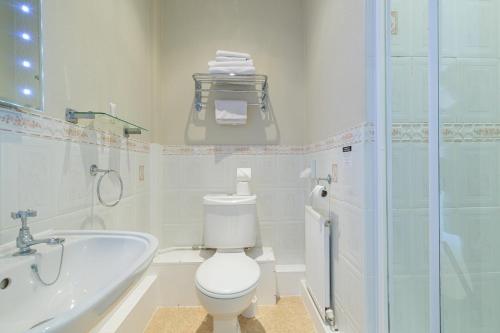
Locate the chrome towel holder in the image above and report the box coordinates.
[90,165,123,207]
[192,73,268,112]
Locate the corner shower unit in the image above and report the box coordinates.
[385,0,500,332]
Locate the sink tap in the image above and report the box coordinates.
[11,210,65,256]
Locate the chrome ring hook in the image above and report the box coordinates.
[90,164,124,207]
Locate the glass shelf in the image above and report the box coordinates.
[65,109,148,137]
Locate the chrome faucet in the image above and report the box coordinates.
[11,210,65,256]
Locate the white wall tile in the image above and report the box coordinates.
[162,153,307,265]
[271,222,304,265]
[162,223,203,247]
[55,142,96,215]
[457,59,499,122]
[0,135,58,229]
[390,275,429,333]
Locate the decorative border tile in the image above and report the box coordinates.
[163,123,375,156]
[304,122,375,153]
[392,123,428,142]
[442,123,500,142]
[0,107,375,156]
[0,108,150,153]
[163,144,306,156]
[392,122,500,143]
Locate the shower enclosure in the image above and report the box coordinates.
[387,0,500,332]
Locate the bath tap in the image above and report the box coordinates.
[11,210,65,256]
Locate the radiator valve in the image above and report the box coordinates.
[325,308,335,326]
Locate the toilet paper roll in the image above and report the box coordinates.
[237,168,252,181]
[309,185,327,200]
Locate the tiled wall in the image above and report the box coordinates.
[0,109,311,265]
[0,109,152,245]
[0,109,378,326]
[305,124,376,333]
[390,0,500,332]
[160,148,307,265]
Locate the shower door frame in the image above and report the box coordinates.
[381,0,442,332]
[427,1,441,333]
[374,0,390,332]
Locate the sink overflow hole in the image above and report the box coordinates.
[0,278,11,290]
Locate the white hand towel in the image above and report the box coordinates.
[216,56,250,62]
[215,100,247,125]
[209,66,256,75]
[216,50,251,59]
[208,60,254,67]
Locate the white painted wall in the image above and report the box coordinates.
[155,0,307,146]
[304,0,368,144]
[42,0,156,138]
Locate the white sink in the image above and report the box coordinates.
[0,230,158,333]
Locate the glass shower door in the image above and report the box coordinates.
[439,0,500,332]
[388,0,430,332]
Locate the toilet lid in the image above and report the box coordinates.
[196,252,260,298]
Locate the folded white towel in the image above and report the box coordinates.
[216,50,251,59]
[208,66,256,75]
[215,100,247,125]
[216,56,250,62]
[208,60,254,67]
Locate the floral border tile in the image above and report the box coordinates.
[0,108,150,153]
[442,123,500,142]
[304,122,375,153]
[0,107,376,156]
[163,123,375,156]
[392,123,428,142]
[392,122,500,143]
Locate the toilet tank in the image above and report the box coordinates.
[203,194,257,249]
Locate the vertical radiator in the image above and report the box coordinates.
[305,205,331,320]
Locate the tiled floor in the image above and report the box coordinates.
[143,297,316,333]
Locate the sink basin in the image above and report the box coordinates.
[0,230,158,333]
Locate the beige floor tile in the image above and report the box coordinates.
[143,297,316,333]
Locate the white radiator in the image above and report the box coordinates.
[305,205,331,320]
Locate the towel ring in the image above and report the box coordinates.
[90,164,123,207]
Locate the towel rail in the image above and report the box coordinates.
[196,89,265,94]
[193,73,268,112]
[195,102,264,110]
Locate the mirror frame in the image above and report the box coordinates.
[0,0,44,113]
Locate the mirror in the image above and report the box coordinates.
[0,0,42,111]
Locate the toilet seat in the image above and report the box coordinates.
[195,251,260,299]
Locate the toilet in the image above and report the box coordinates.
[195,194,261,333]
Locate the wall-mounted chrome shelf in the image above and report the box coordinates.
[65,109,148,137]
[192,73,268,112]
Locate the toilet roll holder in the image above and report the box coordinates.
[315,174,332,185]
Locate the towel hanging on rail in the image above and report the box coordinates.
[214,100,247,125]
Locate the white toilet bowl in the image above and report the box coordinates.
[195,250,260,333]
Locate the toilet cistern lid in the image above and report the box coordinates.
[203,194,256,205]
[195,252,260,297]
